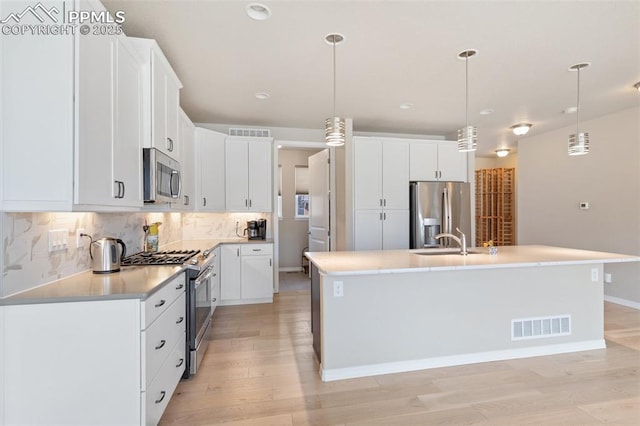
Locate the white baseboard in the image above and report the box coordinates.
[279,267,303,272]
[604,295,640,310]
[320,339,606,382]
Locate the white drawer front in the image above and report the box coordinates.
[143,338,185,426]
[143,274,185,329]
[143,293,186,387]
[240,244,273,256]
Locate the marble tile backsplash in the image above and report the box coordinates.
[1,211,272,297]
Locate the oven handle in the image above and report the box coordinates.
[194,266,215,287]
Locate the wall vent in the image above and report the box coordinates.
[512,315,571,340]
[229,128,271,138]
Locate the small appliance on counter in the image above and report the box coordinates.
[244,219,267,240]
[81,235,127,274]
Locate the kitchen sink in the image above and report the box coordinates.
[412,249,480,256]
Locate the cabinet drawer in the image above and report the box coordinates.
[143,338,185,426]
[143,293,186,387]
[143,274,185,329]
[241,244,273,256]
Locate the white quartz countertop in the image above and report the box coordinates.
[1,238,273,305]
[305,245,640,276]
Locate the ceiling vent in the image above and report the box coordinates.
[229,128,271,138]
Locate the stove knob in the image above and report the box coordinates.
[203,249,210,258]
[190,258,198,265]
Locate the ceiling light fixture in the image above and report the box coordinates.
[495,148,511,158]
[399,102,413,110]
[479,108,494,115]
[568,63,590,156]
[634,82,640,92]
[510,123,532,136]
[325,33,345,147]
[457,49,478,152]
[255,92,270,100]
[246,3,271,20]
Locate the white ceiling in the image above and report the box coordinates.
[102,0,640,157]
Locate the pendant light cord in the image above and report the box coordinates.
[576,66,580,135]
[332,38,337,118]
[465,54,469,128]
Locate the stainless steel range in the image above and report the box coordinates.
[122,247,217,378]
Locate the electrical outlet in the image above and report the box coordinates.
[604,273,612,284]
[76,229,86,248]
[333,281,344,297]
[591,268,599,282]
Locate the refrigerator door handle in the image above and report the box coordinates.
[443,187,451,235]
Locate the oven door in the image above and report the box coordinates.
[189,266,214,375]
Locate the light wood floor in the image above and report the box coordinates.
[160,292,640,425]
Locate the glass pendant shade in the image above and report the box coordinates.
[457,125,477,152]
[325,117,345,146]
[568,132,589,156]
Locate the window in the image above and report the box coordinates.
[294,166,309,219]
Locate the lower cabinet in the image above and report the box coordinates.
[354,209,409,250]
[220,243,273,305]
[0,274,186,425]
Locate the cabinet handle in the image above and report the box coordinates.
[252,248,262,252]
[155,340,166,350]
[176,316,184,324]
[114,181,125,199]
[155,300,166,308]
[203,197,207,207]
[383,199,386,207]
[175,284,184,290]
[184,195,189,206]
[237,248,240,256]
[120,182,125,198]
[384,212,387,220]
[379,212,383,220]
[213,273,217,277]
[379,199,382,207]
[176,358,184,368]
[167,137,173,152]
[245,199,248,207]
[249,199,252,208]
[269,259,272,267]
[212,297,217,302]
[155,391,166,404]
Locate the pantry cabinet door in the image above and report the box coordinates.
[247,141,272,212]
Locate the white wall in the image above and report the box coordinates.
[277,148,322,270]
[518,106,640,304]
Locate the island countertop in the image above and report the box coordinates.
[305,245,640,276]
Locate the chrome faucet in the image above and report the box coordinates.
[434,227,468,255]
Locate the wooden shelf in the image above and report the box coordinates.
[475,168,515,246]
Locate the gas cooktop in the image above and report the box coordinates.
[121,250,200,266]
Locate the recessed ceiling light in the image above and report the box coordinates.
[495,148,511,158]
[246,3,271,20]
[510,123,532,136]
[563,106,578,114]
[255,92,270,100]
[479,108,494,115]
[399,103,413,110]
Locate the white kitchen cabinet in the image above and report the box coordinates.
[0,274,186,425]
[220,243,273,305]
[225,137,273,212]
[0,0,143,211]
[130,37,183,160]
[409,140,468,182]
[195,127,226,211]
[211,246,221,312]
[353,137,410,250]
[176,109,196,210]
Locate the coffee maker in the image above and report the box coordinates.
[245,219,267,240]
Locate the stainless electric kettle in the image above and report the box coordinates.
[87,237,127,274]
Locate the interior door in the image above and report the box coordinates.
[308,149,330,252]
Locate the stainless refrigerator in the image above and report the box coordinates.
[410,181,472,249]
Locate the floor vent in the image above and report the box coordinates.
[229,128,271,138]
[512,315,571,340]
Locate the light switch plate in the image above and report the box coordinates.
[48,229,69,252]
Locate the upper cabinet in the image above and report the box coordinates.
[195,128,226,212]
[0,0,143,211]
[177,109,196,210]
[129,38,183,160]
[225,137,272,212]
[409,140,468,182]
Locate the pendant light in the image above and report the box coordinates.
[568,63,590,156]
[457,50,477,152]
[325,33,345,147]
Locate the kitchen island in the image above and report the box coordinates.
[306,245,639,382]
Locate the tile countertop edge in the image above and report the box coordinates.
[1,239,274,306]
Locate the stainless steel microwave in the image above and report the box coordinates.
[143,148,181,203]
